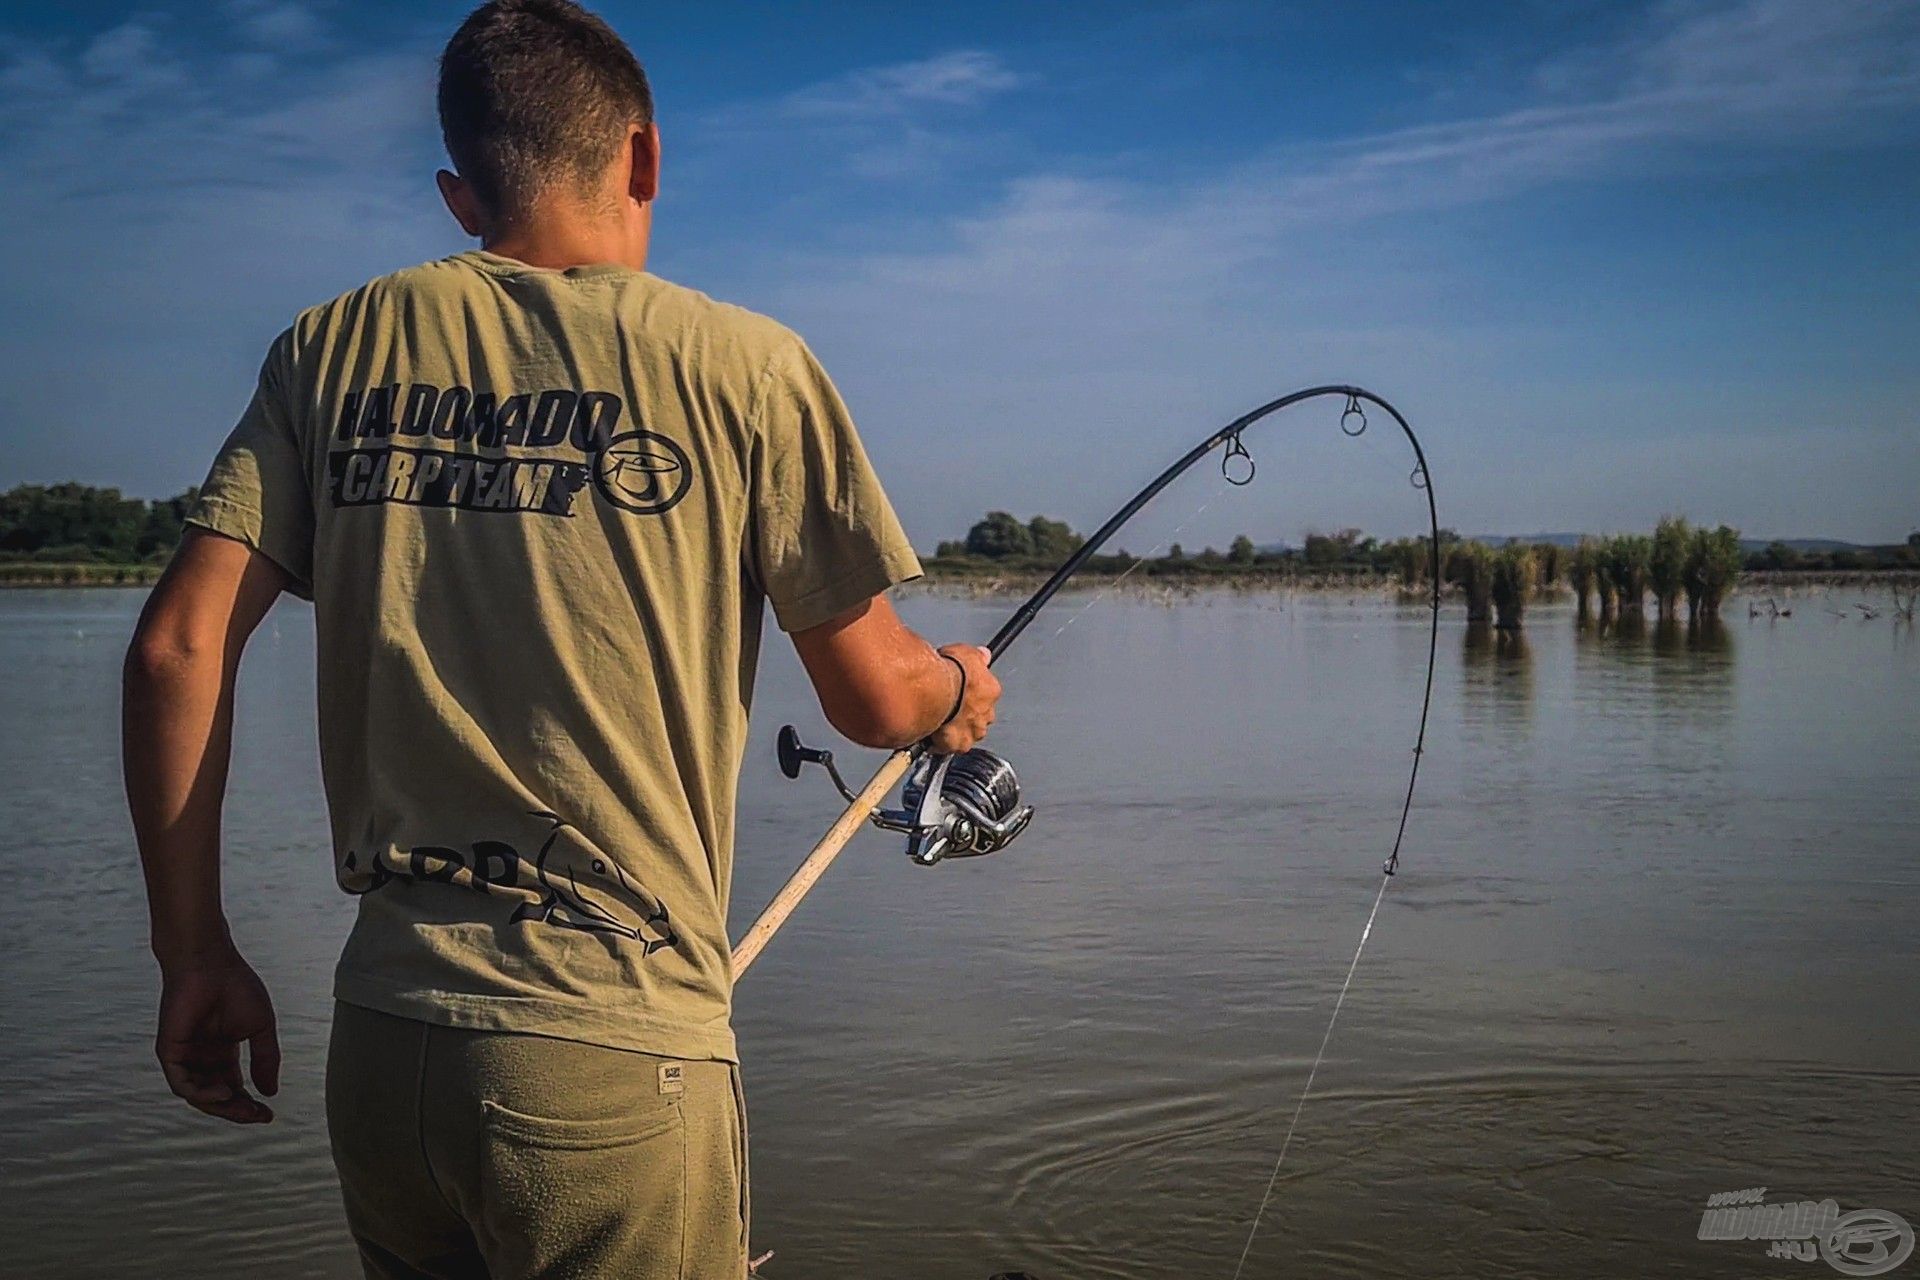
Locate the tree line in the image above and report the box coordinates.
[932,510,1919,627]
[934,513,1442,578]
[0,483,199,564]
[5,484,1914,593]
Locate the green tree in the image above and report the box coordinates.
[138,488,199,560]
[1603,534,1652,613]
[1447,541,1495,621]
[1228,534,1256,565]
[1649,516,1691,619]
[0,482,158,561]
[1166,543,1185,562]
[1490,543,1535,630]
[1533,542,1563,588]
[1303,528,1364,566]
[1568,537,1599,619]
[1684,525,1743,617]
[1383,537,1425,587]
[965,511,1034,559]
[1760,541,1801,571]
[1026,515,1083,564]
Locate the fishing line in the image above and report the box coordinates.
[1228,872,1393,1280]
[1221,396,1439,1276]
[746,386,1443,1273]
[990,486,1232,683]
[962,389,1440,1274]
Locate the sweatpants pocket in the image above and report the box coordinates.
[478,1097,686,1280]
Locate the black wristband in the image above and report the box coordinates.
[936,652,968,731]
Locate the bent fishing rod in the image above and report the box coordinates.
[732,384,1442,977]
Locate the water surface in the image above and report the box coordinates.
[0,586,1914,1278]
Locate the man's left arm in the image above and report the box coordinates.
[123,529,292,1124]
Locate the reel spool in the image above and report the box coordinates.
[776,726,1034,866]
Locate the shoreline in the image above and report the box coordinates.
[5,561,1915,595]
[0,564,163,588]
[904,564,1920,598]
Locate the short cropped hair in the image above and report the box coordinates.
[438,0,654,224]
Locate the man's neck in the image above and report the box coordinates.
[482,215,647,273]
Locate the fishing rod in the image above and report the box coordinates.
[731,384,1442,977]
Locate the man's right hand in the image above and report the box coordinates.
[792,597,1008,752]
[928,644,1000,755]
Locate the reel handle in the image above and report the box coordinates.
[776,725,860,802]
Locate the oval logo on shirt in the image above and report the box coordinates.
[592,429,693,515]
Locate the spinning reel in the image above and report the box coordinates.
[776,725,1034,866]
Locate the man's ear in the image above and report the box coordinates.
[627,123,660,205]
[436,169,486,238]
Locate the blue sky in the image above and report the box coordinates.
[1,0,1916,547]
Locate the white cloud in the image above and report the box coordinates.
[780,50,1026,119]
[80,21,160,78]
[692,49,1028,181]
[74,19,185,96]
[0,15,444,490]
[0,1,1912,543]
[1181,0,1920,236]
[226,0,325,50]
[736,0,1920,546]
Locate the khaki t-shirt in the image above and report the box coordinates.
[189,250,920,1062]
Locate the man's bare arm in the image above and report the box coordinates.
[790,595,1000,754]
[123,528,290,1123]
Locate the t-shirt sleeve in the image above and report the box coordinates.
[185,330,316,597]
[747,337,921,632]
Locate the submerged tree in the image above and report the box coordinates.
[1533,542,1564,590]
[1386,537,1427,588]
[1685,524,1743,617]
[1604,534,1652,613]
[1448,541,1495,622]
[1593,549,1619,618]
[1491,543,1536,630]
[1568,538,1599,620]
[1649,516,1692,619]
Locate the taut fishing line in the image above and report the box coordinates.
[990,488,1229,683]
[747,384,1442,1272]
